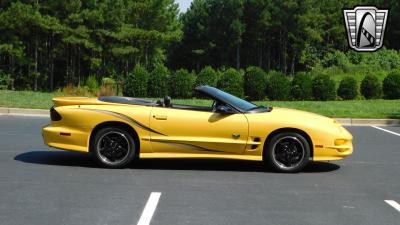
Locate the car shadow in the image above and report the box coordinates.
[14,150,98,168]
[14,150,340,173]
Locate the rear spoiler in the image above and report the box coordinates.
[52,97,104,107]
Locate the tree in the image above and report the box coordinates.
[312,74,336,101]
[217,68,244,97]
[196,66,219,87]
[360,74,381,99]
[266,71,291,100]
[170,69,196,98]
[168,0,246,70]
[383,70,400,99]
[148,64,170,97]
[337,76,358,100]
[168,0,372,73]
[0,0,181,91]
[123,64,149,97]
[244,66,266,100]
[291,72,313,100]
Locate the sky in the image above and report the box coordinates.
[175,0,193,12]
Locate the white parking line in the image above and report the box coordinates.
[385,200,400,212]
[371,126,400,137]
[137,192,162,225]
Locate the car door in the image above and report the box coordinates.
[149,106,248,154]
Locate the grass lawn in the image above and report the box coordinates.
[0,90,399,119]
[254,100,399,119]
[0,90,64,109]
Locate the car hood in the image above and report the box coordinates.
[274,107,333,120]
[248,107,336,127]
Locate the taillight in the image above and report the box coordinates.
[50,106,62,121]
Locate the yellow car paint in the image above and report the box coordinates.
[42,96,353,162]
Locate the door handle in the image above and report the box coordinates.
[153,115,168,120]
[232,133,241,139]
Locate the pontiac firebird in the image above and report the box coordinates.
[42,85,353,172]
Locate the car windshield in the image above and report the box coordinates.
[209,87,258,111]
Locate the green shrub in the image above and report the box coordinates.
[102,77,116,87]
[217,68,244,97]
[196,66,219,87]
[75,85,91,96]
[170,69,196,98]
[148,64,170,97]
[123,64,149,97]
[244,66,266,100]
[337,76,358,100]
[346,51,363,64]
[0,71,13,90]
[101,77,117,96]
[362,49,400,71]
[312,74,336,100]
[85,75,99,93]
[291,72,313,100]
[300,46,321,70]
[266,72,291,100]
[360,74,381,99]
[383,70,400,99]
[61,84,93,96]
[99,85,116,96]
[322,50,350,71]
[61,84,75,96]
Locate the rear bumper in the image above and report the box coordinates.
[42,125,89,152]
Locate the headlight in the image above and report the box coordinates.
[334,139,347,145]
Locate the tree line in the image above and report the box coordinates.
[169,0,400,72]
[0,0,181,91]
[0,0,399,92]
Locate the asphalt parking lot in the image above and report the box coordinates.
[0,116,399,225]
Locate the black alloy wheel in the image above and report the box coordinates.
[92,127,135,168]
[265,132,310,173]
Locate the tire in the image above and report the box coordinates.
[91,127,135,168]
[264,132,310,173]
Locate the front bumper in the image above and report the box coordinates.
[313,126,353,161]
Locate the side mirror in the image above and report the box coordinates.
[215,105,235,114]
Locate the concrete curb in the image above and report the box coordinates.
[0,107,399,126]
[0,107,48,117]
[335,118,400,126]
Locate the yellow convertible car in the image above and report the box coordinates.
[42,85,353,172]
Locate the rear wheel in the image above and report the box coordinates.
[91,127,135,168]
[265,132,310,173]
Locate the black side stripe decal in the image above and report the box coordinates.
[150,139,224,153]
[81,108,166,136]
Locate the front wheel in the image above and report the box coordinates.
[264,132,310,173]
[91,127,135,168]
